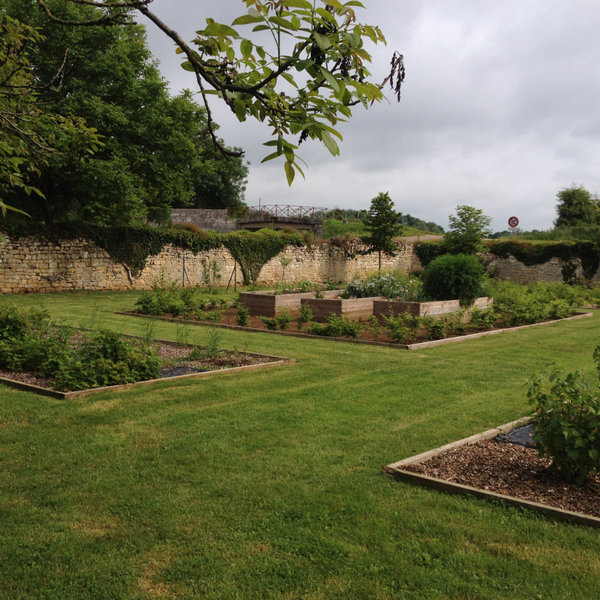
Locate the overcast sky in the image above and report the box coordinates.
[140,0,600,231]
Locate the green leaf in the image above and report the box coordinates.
[313,32,331,51]
[321,130,340,156]
[240,39,253,59]
[284,160,295,186]
[233,98,247,122]
[232,14,263,26]
[201,22,239,38]
[320,67,340,93]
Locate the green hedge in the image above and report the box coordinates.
[414,238,600,282]
[487,240,600,281]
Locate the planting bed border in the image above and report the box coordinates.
[383,417,600,529]
[0,336,294,399]
[117,311,594,350]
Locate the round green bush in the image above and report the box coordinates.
[421,253,485,306]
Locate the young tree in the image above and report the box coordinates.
[444,205,492,255]
[554,185,600,228]
[35,0,405,185]
[2,0,248,225]
[361,192,402,274]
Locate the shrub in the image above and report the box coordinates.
[422,317,446,340]
[422,254,485,307]
[296,303,313,331]
[260,317,278,331]
[469,307,497,330]
[528,351,600,484]
[306,314,362,338]
[236,303,249,327]
[275,309,292,330]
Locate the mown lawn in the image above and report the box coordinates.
[1,290,599,599]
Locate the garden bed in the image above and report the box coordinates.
[373,297,493,319]
[0,335,293,399]
[301,296,385,321]
[119,310,593,350]
[384,418,600,527]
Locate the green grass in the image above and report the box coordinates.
[1,290,599,599]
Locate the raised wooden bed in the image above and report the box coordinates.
[239,289,342,317]
[301,296,386,322]
[373,296,493,319]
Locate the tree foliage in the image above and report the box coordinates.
[361,191,402,272]
[444,204,492,255]
[554,185,600,229]
[0,12,100,218]
[35,0,405,185]
[1,0,248,225]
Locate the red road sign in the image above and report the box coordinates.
[508,216,519,228]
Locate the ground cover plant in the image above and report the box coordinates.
[1,290,599,598]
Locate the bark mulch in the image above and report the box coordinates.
[403,439,600,518]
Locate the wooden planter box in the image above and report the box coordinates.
[239,290,342,317]
[301,296,385,322]
[373,297,493,319]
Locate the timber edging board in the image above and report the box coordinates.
[383,416,600,529]
[116,311,594,351]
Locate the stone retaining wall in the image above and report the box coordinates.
[0,235,596,294]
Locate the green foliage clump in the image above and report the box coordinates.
[297,303,313,332]
[554,185,600,229]
[444,205,492,255]
[307,314,362,338]
[422,254,485,306]
[528,350,600,484]
[223,229,303,285]
[413,241,445,267]
[490,281,584,326]
[487,239,600,283]
[361,192,402,272]
[260,317,278,331]
[135,282,226,318]
[342,272,423,300]
[236,303,249,327]
[0,305,160,391]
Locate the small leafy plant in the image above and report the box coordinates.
[236,302,250,327]
[527,349,600,484]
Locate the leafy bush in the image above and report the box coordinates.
[421,254,485,306]
[296,303,313,331]
[469,307,497,330]
[528,350,600,484]
[260,317,278,331]
[275,309,292,330]
[490,281,582,326]
[381,311,420,342]
[236,303,249,327]
[306,314,362,338]
[422,317,445,340]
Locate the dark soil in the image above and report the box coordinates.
[403,439,600,518]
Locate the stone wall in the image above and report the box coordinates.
[1,234,596,294]
[0,236,420,294]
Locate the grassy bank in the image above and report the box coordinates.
[1,290,599,599]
